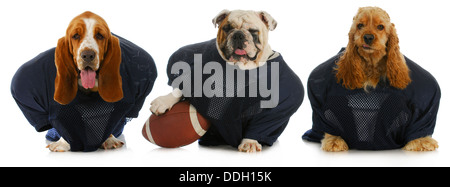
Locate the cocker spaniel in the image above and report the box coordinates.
[323,7,439,151]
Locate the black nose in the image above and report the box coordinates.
[232,31,246,48]
[81,50,96,63]
[363,34,375,45]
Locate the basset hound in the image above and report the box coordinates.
[50,11,124,151]
[54,11,122,105]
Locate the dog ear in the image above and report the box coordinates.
[54,37,78,105]
[212,9,231,28]
[259,11,277,31]
[386,23,411,89]
[98,35,123,103]
[335,30,365,90]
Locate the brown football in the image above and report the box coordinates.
[142,101,211,148]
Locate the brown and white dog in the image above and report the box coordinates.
[323,7,438,152]
[48,11,124,152]
[150,10,278,152]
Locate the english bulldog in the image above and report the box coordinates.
[150,10,302,152]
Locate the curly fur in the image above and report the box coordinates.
[335,7,411,91]
[323,7,438,152]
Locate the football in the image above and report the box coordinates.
[142,101,211,148]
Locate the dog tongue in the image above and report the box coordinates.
[80,68,96,89]
[235,49,247,55]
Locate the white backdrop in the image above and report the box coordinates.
[1,0,449,166]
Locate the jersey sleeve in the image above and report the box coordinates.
[117,35,158,118]
[403,58,441,142]
[11,49,55,132]
[302,54,342,142]
[243,57,304,146]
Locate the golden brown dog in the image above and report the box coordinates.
[324,7,438,152]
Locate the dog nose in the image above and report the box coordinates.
[232,31,246,48]
[363,34,375,45]
[233,31,245,41]
[81,50,96,63]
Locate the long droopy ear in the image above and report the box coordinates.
[98,35,123,102]
[335,29,365,90]
[386,23,411,89]
[54,37,78,105]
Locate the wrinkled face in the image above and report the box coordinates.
[352,7,392,57]
[66,12,111,72]
[217,11,269,64]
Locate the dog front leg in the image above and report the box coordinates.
[321,133,349,152]
[150,88,182,115]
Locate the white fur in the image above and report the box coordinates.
[214,10,275,70]
[47,137,70,152]
[150,88,182,115]
[77,18,100,70]
[46,135,123,152]
[101,135,124,149]
[238,138,262,152]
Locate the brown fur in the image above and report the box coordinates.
[323,7,437,152]
[216,14,230,53]
[335,7,411,91]
[321,133,348,152]
[54,11,123,105]
[402,136,439,151]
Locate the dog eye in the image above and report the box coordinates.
[72,33,80,40]
[222,24,232,33]
[357,24,364,29]
[377,25,384,31]
[249,29,259,34]
[96,33,104,40]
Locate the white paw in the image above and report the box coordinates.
[150,89,182,115]
[46,138,70,152]
[100,135,124,149]
[238,138,262,152]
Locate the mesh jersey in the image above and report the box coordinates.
[167,39,304,147]
[11,35,157,152]
[302,48,441,150]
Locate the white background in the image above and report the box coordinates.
[1,0,449,167]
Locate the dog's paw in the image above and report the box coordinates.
[46,138,70,152]
[150,96,174,115]
[403,136,438,151]
[321,133,349,152]
[238,138,262,152]
[100,134,124,150]
[150,90,181,115]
